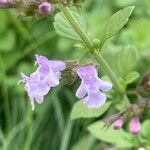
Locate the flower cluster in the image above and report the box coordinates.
[105,108,141,135]
[112,116,141,135]
[19,55,66,110]
[20,55,112,110]
[0,0,53,16]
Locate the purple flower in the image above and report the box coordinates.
[38,2,52,14]
[75,65,112,108]
[129,116,140,135]
[20,54,66,110]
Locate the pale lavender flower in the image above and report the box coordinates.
[38,2,52,14]
[112,118,124,129]
[129,116,140,135]
[75,65,112,108]
[20,54,66,110]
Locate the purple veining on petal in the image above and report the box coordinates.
[75,65,112,108]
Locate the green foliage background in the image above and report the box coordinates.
[0,0,150,149]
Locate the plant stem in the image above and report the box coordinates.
[94,52,122,92]
[59,5,123,93]
[59,5,93,53]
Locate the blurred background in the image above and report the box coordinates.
[0,0,150,149]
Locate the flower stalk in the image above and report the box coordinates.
[59,5,123,94]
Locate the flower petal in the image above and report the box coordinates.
[46,71,60,87]
[84,89,106,108]
[34,95,44,104]
[75,82,87,98]
[49,60,66,72]
[35,54,49,67]
[76,65,98,80]
[98,78,112,91]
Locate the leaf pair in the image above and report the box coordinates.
[54,6,135,44]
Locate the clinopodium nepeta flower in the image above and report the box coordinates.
[75,65,112,108]
[38,2,52,14]
[20,55,66,110]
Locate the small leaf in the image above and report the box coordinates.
[54,11,88,41]
[87,121,133,148]
[71,101,111,120]
[100,6,135,42]
[125,71,140,85]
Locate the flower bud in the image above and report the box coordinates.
[112,118,124,129]
[92,39,101,50]
[0,0,7,5]
[38,2,52,14]
[129,116,140,135]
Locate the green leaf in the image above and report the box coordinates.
[0,29,16,52]
[71,135,95,150]
[71,101,111,120]
[0,11,8,29]
[142,120,150,140]
[100,6,135,42]
[54,11,88,41]
[87,121,133,148]
[115,45,139,77]
[125,71,140,85]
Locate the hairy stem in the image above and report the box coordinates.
[59,5,93,53]
[59,5,123,93]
